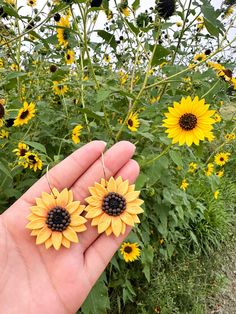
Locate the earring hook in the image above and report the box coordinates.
[46,164,57,199]
[101,152,108,183]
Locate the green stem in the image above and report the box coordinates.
[143,144,172,166]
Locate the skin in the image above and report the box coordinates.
[0,141,140,314]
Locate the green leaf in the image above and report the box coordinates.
[0,160,12,179]
[6,72,27,80]
[141,245,154,282]
[132,0,140,10]
[169,150,183,168]
[24,141,47,154]
[135,172,148,189]
[81,277,110,314]
[97,30,117,50]
[96,89,111,103]
[151,45,171,66]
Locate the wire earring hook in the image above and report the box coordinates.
[101,152,108,185]
[46,164,57,199]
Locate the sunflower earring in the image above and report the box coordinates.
[84,153,144,237]
[26,165,87,250]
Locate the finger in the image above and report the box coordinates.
[11,141,106,207]
[82,159,140,282]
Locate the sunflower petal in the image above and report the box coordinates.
[107,177,117,192]
[52,232,62,250]
[72,225,87,232]
[85,208,103,219]
[56,188,69,208]
[45,238,53,249]
[120,212,135,226]
[63,227,79,243]
[62,236,71,248]
[26,218,45,229]
[70,215,87,226]
[41,192,57,209]
[117,179,129,195]
[36,227,52,245]
[98,216,111,234]
[126,205,144,214]
[125,191,140,202]
[66,201,83,214]
[111,217,122,237]
[105,226,113,236]
[121,222,126,235]
[30,229,41,236]
[31,206,48,217]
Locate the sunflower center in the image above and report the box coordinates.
[20,110,29,119]
[0,104,5,119]
[220,157,224,161]
[67,54,71,60]
[179,113,197,131]
[124,246,132,253]
[28,155,37,163]
[20,148,27,156]
[46,206,71,231]
[128,119,133,127]
[102,192,126,216]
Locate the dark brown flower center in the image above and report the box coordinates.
[46,206,71,231]
[20,148,27,156]
[220,157,224,161]
[20,110,29,119]
[67,54,71,60]
[128,119,133,127]
[179,113,197,131]
[0,104,5,119]
[124,246,132,253]
[102,192,126,216]
[28,154,36,163]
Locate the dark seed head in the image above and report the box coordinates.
[0,104,5,119]
[124,245,132,253]
[179,113,197,131]
[54,13,61,22]
[46,206,71,232]
[20,110,29,120]
[156,0,176,19]
[50,65,57,73]
[102,192,126,216]
[90,0,103,7]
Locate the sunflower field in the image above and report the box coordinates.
[0,0,236,312]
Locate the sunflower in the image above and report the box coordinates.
[194,53,206,62]
[224,133,235,141]
[52,81,68,96]
[85,176,144,237]
[205,163,214,176]
[121,7,131,17]
[65,49,75,65]
[196,16,204,31]
[0,129,9,139]
[103,54,111,63]
[214,152,230,166]
[223,6,234,18]
[119,70,128,85]
[163,96,215,146]
[180,178,188,191]
[156,0,176,19]
[127,112,140,132]
[26,188,87,250]
[56,15,70,47]
[188,162,197,173]
[120,242,141,262]
[20,151,43,171]
[13,142,29,158]
[213,113,222,123]
[216,169,224,177]
[72,124,83,144]
[13,101,36,127]
[27,0,36,6]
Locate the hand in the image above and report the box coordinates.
[0,141,139,314]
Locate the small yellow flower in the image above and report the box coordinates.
[122,7,130,17]
[57,15,70,47]
[205,163,214,176]
[0,59,4,68]
[150,96,160,104]
[52,81,68,96]
[106,10,113,20]
[214,190,219,199]
[65,49,75,65]
[160,239,164,245]
[27,0,36,7]
[13,142,29,158]
[127,112,140,132]
[20,151,43,172]
[214,152,230,166]
[0,129,9,139]
[188,162,197,173]
[216,170,224,178]
[13,101,36,127]
[72,124,83,144]
[223,6,234,18]
[120,242,141,263]
[119,70,128,85]
[194,53,206,62]
[176,21,182,27]
[180,178,188,191]
[224,133,235,141]
[213,113,222,123]
[11,63,19,71]
[26,188,87,250]
[103,54,111,63]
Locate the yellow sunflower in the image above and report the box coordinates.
[127,112,140,132]
[205,163,214,176]
[213,113,222,123]
[214,152,230,166]
[27,0,36,6]
[223,6,234,18]
[52,81,68,96]
[194,53,206,62]
[216,169,224,177]
[163,96,215,146]
[72,124,83,144]
[85,176,144,237]
[19,151,43,172]
[224,133,235,141]
[57,15,70,47]
[122,7,130,17]
[13,142,29,158]
[0,129,9,139]
[26,188,87,250]
[120,242,141,262]
[65,49,75,65]
[13,101,36,127]
[188,162,197,173]
[180,178,188,191]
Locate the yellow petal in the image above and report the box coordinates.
[116,176,123,186]
[72,225,87,232]
[107,177,117,192]
[121,222,126,235]
[27,213,42,221]
[35,197,47,209]
[30,229,41,236]
[117,180,129,195]
[111,217,122,237]
[63,227,78,243]
[126,205,144,214]
[120,212,135,226]
[56,188,69,208]
[88,186,103,199]
[52,232,62,250]
[125,191,140,202]
[36,226,52,245]
[70,215,87,226]
[68,190,73,204]
[91,215,103,226]
[66,201,83,214]
[62,236,71,248]
[94,182,107,196]
[41,192,57,209]
[98,216,112,234]
[133,215,140,223]
[85,208,103,219]
[85,196,102,207]
[105,226,113,236]
[26,218,45,229]
[31,206,47,217]
[45,238,53,249]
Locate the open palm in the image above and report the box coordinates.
[0,141,139,314]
